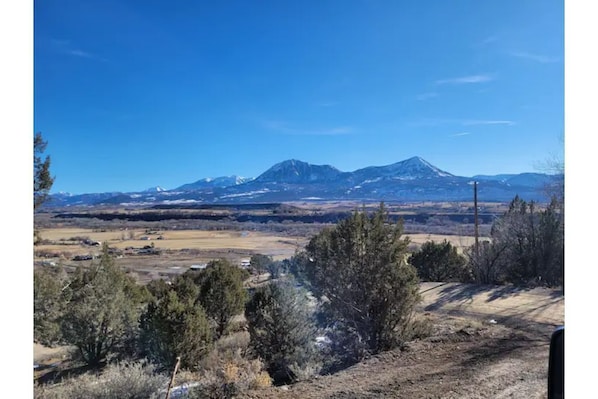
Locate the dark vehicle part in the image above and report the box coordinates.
[548,326,564,399]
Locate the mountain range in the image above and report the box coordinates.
[45,157,562,207]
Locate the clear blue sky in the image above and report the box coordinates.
[33,0,564,194]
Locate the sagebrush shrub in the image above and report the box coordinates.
[34,361,168,399]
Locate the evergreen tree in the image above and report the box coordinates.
[60,244,144,367]
[409,240,471,282]
[304,203,421,357]
[139,290,212,370]
[197,259,248,338]
[34,132,55,210]
[34,267,68,346]
[250,253,274,274]
[467,195,564,287]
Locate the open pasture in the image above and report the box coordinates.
[36,227,308,261]
[406,233,487,251]
[38,228,479,258]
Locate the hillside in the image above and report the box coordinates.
[34,282,563,398]
[239,282,563,399]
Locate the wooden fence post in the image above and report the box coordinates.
[165,356,181,399]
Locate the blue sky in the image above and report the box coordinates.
[33,0,564,194]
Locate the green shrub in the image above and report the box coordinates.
[139,290,212,371]
[59,244,145,366]
[409,240,471,282]
[245,280,320,384]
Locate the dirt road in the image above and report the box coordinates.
[240,283,563,399]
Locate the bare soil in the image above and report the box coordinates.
[240,283,563,399]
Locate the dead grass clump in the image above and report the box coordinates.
[288,360,322,382]
[185,333,272,398]
[215,330,250,352]
[402,314,434,342]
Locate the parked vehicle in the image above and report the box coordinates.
[548,326,564,398]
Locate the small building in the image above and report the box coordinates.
[240,259,251,269]
[190,264,208,271]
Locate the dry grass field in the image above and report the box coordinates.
[406,233,485,251]
[35,227,313,283]
[37,228,477,253]
[35,228,474,269]
[36,228,308,260]
[34,225,486,286]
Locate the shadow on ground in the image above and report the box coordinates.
[35,363,100,385]
[420,282,564,328]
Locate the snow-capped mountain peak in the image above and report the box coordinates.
[351,156,454,183]
[144,186,167,192]
[254,159,342,183]
[175,175,253,191]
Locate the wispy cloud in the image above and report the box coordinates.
[509,51,560,64]
[315,101,339,107]
[435,74,494,85]
[450,132,471,137]
[68,49,96,59]
[408,118,516,128]
[262,120,353,136]
[50,38,107,62]
[416,92,439,101]
[462,120,515,126]
[480,35,499,46]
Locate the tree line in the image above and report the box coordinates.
[408,195,564,289]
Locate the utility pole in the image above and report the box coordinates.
[474,181,479,257]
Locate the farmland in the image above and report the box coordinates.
[34,201,493,282]
[34,227,481,283]
[33,201,563,398]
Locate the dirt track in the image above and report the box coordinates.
[240,283,563,399]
